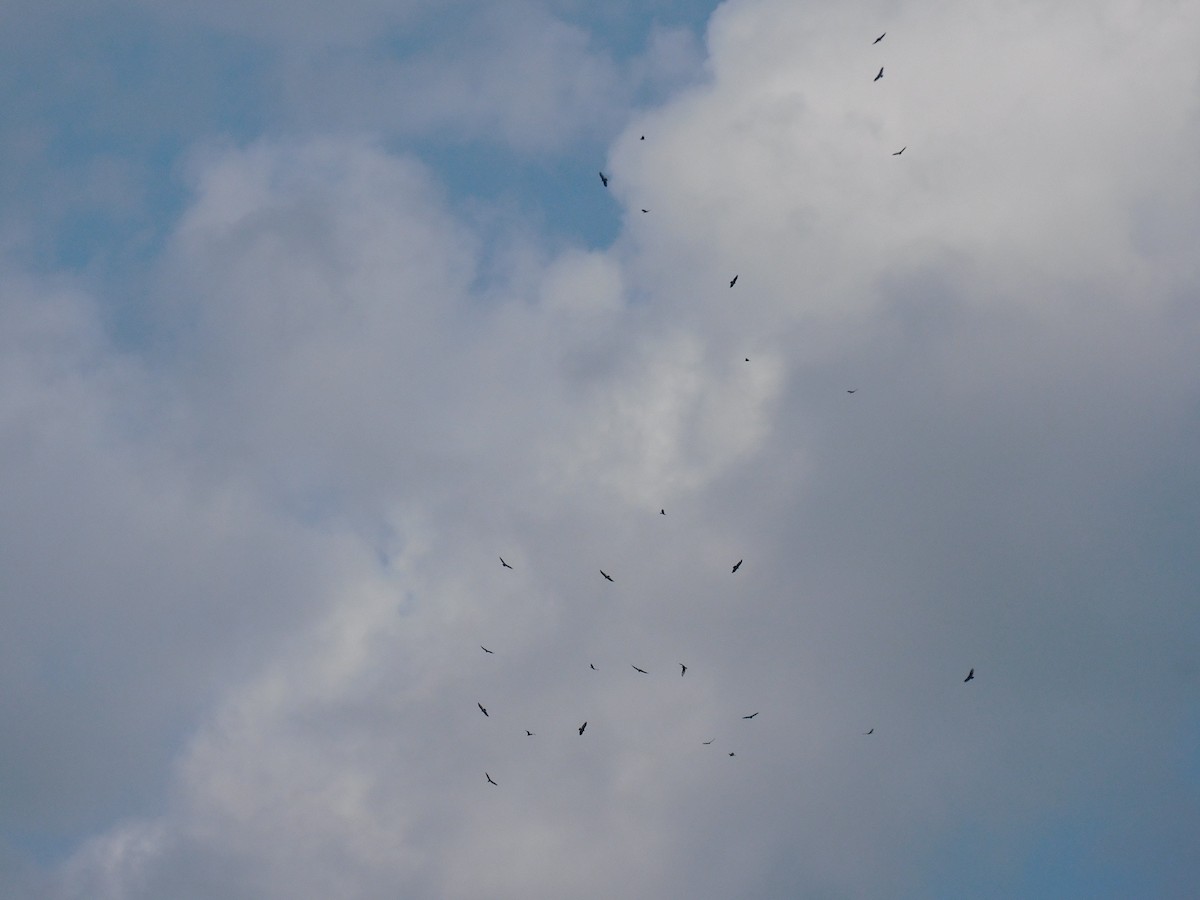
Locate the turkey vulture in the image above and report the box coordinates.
[732,559,743,573]
[892,146,906,155]
[599,171,608,187]
[964,668,975,683]
[873,32,885,44]
[486,772,497,785]
[481,646,494,654]
[526,730,534,736]
[499,557,513,569]
[874,67,884,81]
[864,728,874,735]
[680,664,688,676]
[590,663,597,670]
[742,712,758,719]
[846,390,857,394]
[579,721,588,735]
[478,703,489,717]
[729,275,738,288]
[600,570,614,582]
[632,665,648,674]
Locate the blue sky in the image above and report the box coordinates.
[2,1,1199,897]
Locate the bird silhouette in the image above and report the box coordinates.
[578,721,587,735]
[500,557,513,569]
[729,275,738,288]
[846,389,857,394]
[632,665,648,674]
[478,703,489,717]
[641,209,649,213]
[864,728,874,735]
[745,358,750,362]
[703,739,715,745]
[732,559,743,573]
[964,668,975,683]
[590,663,597,670]
[742,712,758,719]
[680,664,688,676]
[599,171,608,187]
[873,32,885,43]
[640,135,645,140]
[892,146,906,155]
[481,646,494,654]
[486,772,497,785]
[526,730,534,736]
[660,509,666,515]
[728,752,735,757]
[600,570,614,582]
[874,67,884,81]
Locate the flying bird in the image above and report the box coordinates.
[964,668,975,683]
[873,32,885,43]
[864,728,874,735]
[599,171,608,187]
[732,559,743,573]
[640,135,645,140]
[874,67,884,81]
[742,712,758,719]
[526,730,535,736]
[660,509,666,515]
[478,703,489,717]
[632,665,648,674]
[641,209,649,213]
[892,146,906,155]
[703,739,715,745]
[745,358,750,362]
[846,389,857,394]
[680,664,688,676]
[485,772,497,785]
[600,570,614,582]
[481,646,494,654]
[499,557,512,569]
[728,752,736,757]
[729,275,738,288]
[590,663,597,670]
[578,721,587,735]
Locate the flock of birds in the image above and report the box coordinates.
[477,32,974,787]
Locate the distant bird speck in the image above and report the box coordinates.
[729,752,735,757]
[499,557,513,569]
[579,721,587,735]
[874,67,884,81]
[729,275,739,288]
[703,739,715,745]
[680,664,688,676]
[478,703,489,717]
[632,665,648,674]
[590,663,597,670]
[600,570,614,582]
[742,712,758,719]
[864,728,874,735]
[964,668,975,683]
[641,209,649,213]
[873,32,885,44]
[486,772,497,785]
[846,390,857,394]
[660,509,666,515]
[526,730,534,736]
[599,171,608,187]
[640,135,645,140]
[481,646,493,654]
[732,559,743,573]
[892,146,906,155]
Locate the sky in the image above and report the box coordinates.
[2,0,1199,897]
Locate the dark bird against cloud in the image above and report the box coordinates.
[600,570,614,582]
[742,712,758,719]
[485,772,497,785]
[874,32,885,43]
[964,668,975,683]
[874,67,884,81]
[732,559,743,573]
[599,171,608,187]
[632,665,648,674]
[499,557,512,569]
[481,646,493,654]
[680,663,687,676]
[892,146,906,155]
[526,731,534,736]
[578,721,587,735]
[703,739,714,745]
[478,703,489,716]
[864,728,874,735]
[729,275,738,288]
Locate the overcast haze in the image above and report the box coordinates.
[2,0,1199,897]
